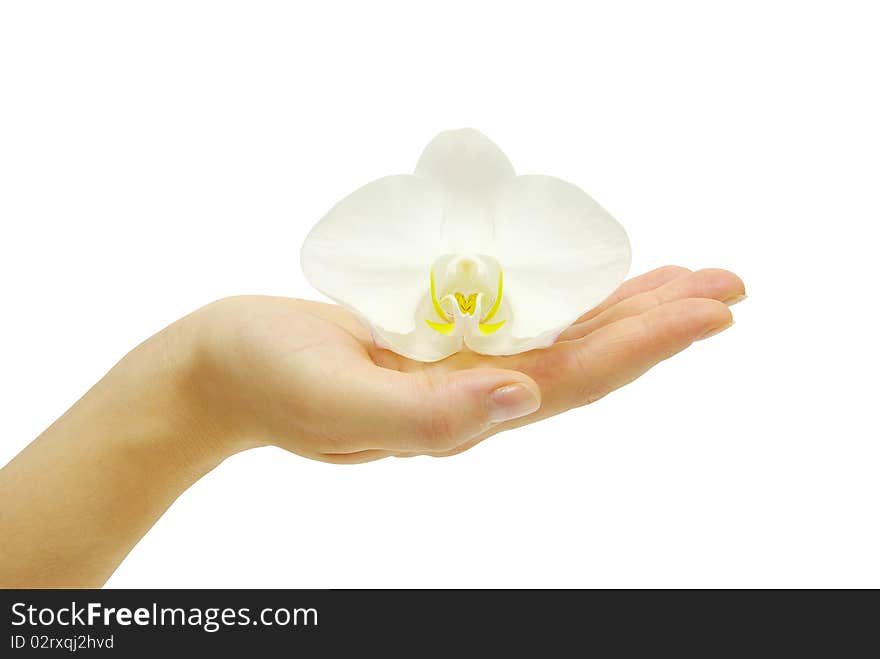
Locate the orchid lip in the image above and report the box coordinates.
[425,255,506,338]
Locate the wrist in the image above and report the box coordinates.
[107,310,243,474]
[169,299,278,457]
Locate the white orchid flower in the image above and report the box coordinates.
[301,129,631,362]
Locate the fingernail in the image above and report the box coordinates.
[488,384,540,424]
[698,320,735,341]
[725,294,748,306]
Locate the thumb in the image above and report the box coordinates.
[358,367,541,452]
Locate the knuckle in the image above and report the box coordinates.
[581,386,609,406]
[553,346,607,408]
[643,288,665,311]
[623,313,658,356]
[413,376,459,449]
[422,407,457,449]
[571,354,609,406]
[526,345,571,382]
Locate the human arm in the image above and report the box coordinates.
[0,265,744,587]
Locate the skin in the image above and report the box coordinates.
[0,266,745,587]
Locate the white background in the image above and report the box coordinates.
[1,1,877,588]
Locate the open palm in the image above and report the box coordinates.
[203,266,744,463]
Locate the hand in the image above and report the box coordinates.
[188,265,745,463]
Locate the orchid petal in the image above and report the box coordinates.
[415,128,515,249]
[300,175,441,334]
[488,175,631,344]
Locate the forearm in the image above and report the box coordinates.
[0,319,227,588]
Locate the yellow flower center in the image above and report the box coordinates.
[454,292,478,315]
[425,267,506,336]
